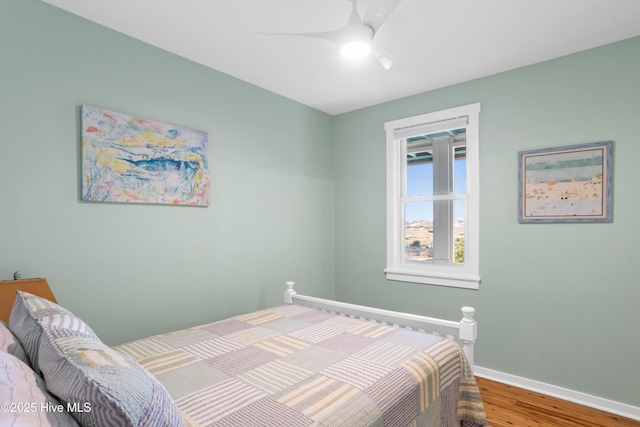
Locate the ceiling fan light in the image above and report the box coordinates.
[340,41,372,59]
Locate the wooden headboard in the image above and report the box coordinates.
[0,278,57,323]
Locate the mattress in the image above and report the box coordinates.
[113,304,487,427]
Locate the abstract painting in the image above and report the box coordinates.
[518,141,612,223]
[82,105,210,206]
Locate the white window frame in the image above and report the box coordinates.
[384,103,481,289]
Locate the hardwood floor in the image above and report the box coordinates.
[476,377,640,427]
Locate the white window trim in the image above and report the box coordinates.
[384,103,481,289]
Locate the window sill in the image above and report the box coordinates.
[384,268,480,289]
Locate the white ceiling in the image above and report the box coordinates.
[42,0,640,115]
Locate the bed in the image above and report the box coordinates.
[1,278,487,427]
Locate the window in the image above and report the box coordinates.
[385,103,480,289]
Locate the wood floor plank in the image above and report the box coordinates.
[476,376,640,427]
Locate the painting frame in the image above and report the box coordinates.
[518,141,613,223]
[81,105,210,206]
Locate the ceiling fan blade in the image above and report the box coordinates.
[371,42,393,69]
[363,0,402,34]
[257,26,352,45]
[258,0,394,70]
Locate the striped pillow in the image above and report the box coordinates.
[8,291,99,375]
[9,291,186,427]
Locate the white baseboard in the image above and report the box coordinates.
[474,366,640,422]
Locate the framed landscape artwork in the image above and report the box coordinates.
[81,105,210,206]
[518,141,612,223]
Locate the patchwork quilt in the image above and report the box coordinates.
[113,305,487,427]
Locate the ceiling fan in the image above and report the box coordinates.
[259,0,402,69]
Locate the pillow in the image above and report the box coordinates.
[9,291,186,427]
[0,350,81,427]
[1,319,30,365]
[8,290,99,376]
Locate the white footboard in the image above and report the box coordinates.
[284,281,477,369]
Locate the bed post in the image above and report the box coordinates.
[284,281,297,304]
[459,306,477,367]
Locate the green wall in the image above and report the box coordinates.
[0,0,335,345]
[2,0,639,409]
[332,37,640,406]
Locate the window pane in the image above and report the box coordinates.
[454,146,466,194]
[406,139,433,197]
[405,201,433,261]
[454,199,465,264]
[406,163,433,197]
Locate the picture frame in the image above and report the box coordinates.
[81,105,210,206]
[518,141,612,223]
